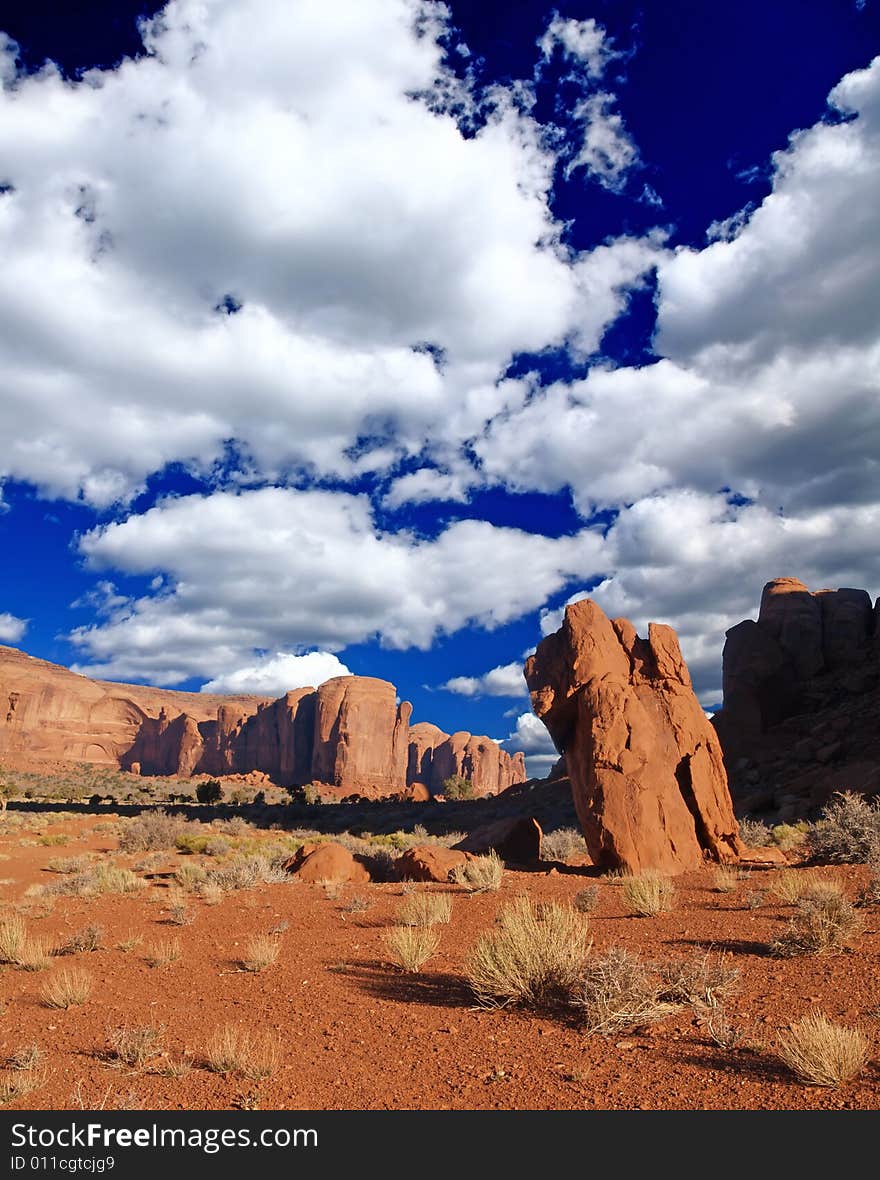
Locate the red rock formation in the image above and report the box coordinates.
[525,599,742,874]
[396,845,474,882]
[713,578,880,819]
[406,723,525,797]
[454,816,542,864]
[1,645,524,798]
[283,842,371,884]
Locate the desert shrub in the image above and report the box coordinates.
[656,950,740,1008]
[195,780,223,805]
[47,864,145,897]
[206,853,287,891]
[41,968,92,1008]
[737,817,773,847]
[383,926,440,973]
[203,838,231,857]
[398,892,452,927]
[0,1066,45,1104]
[144,938,181,968]
[197,880,224,906]
[240,934,281,972]
[777,1013,869,1087]
[620,871,676,917]
[174,863,208,891]
[712,866,741,893]
[465,898,590,1009]
[205,1025,279,1079]
[119,811,189,853]
[807,792,880,864]
[541,827,586,862]
[54,924,103,956]
[771,823,809,852]
[770,892,861,957]
[165,896,194,926]
[573,947,677,1036]
[573,886,599,914]
[38,833,69,847]
[344,895,371,913]
[45,855,94,875]
[106,1025,164,1069]
[441,774,474,800]
[116,932,143,952]
[451,851,504,893]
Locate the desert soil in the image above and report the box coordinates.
[1,812,878,1111]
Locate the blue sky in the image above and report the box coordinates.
[0,0,878,776]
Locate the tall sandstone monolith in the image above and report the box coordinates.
[524,599,743,874]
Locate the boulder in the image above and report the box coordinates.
[396,845,474,883]
[454,816,542,864]
[525,599,743,875]
[283,842,371,884]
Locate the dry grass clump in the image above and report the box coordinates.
[45,863,145,898]
[14,935,54,972]
[55,923,103,956]
[41,967,92,1009]
[712,866,742,893]
[116,931,143,952]
[770,892,861,957]
[144,938,182,968]
[656,950,740,1008]
[776,1012,869,1086]
[106,1024,165,1069]
[45,855,94,875]
[206,853,287,891]
[573,947,678,1036]
[197,880,224,906]
[398,892,453,927]
[6,1044,44,1072]
[118,811,186,853]
[620,871,676,917]
[573,886,599,914]
[0,914,27,963]
[240,933,281,972]
[0,1065,46,1105]
[383,926,440,973]
[451,851,504,893]
[770,869,826,904]
[465,897,590,1009]
[541,827,586,862]
[174,863,208,891]
[204,1025,280,1079]
[343,894,371,913]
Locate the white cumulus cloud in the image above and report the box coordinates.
[441,661,526,697]
[200,651,350,696]
[0,612,27,643]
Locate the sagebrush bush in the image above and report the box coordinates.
[777,1013,869,1087]
[737,817,773,847]
[398,892,452,927]
[54,924,103,956]
[574,947,677,1036]
[465,898,590,1009]
[620,871,676,917]
[808,792,880,864]
[118,811,186,853]
[383,926,440,973]
[770,892,861,957]
[573,886,599,914]
[451,851,504,893]
[541,828,586,863]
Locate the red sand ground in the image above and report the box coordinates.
[1,813,879,1111]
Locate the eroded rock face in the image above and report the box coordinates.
[713,578,880,819]
[525,600,742,874]
[0,646,525,799]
